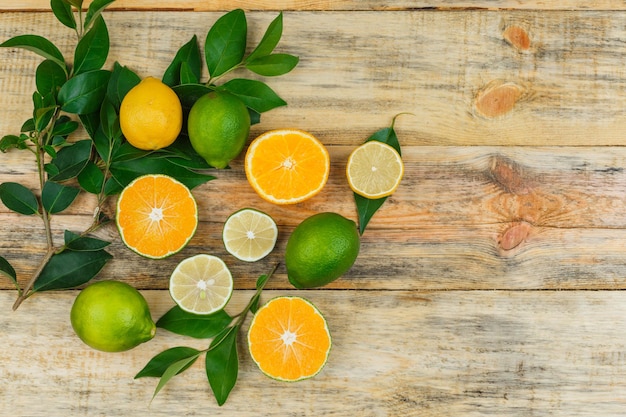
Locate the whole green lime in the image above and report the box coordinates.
[285,212,360,289]
[70,280,156,352]
[187,91,250,169]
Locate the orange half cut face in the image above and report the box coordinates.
[116,174,198,259]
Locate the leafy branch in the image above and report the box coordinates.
[0,4,297,308]
[136,263,279,406]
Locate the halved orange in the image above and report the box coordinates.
[247,296,332,382]
[244,129,330,205]
[116,174,198,259]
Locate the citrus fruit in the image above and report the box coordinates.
[244,129,330,205]
[346,140,404,199]
[169,254,234,315]
[187,90,251,169]
[116,174,198,259]
[70,280,156,352]
[119,77,183,150]
[247,296,331,382]
[285,212,360,289]
[222,208,278,262]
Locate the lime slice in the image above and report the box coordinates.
[346,141,404,199]
[222,208,278,262]
[169,254,233,315]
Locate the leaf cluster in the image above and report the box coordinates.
[135,265,277,406]
[2,3,313,306]
[163,9,298,126]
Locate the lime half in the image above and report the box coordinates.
[169,254,233,315]
[222,208,278,262]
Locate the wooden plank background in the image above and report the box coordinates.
[1,1,626,416]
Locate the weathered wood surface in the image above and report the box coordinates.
[3,290,626,417]
[2,3,626,416]
[4,0,626,11]
[4,10,626,145]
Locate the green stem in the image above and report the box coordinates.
[203,263,279,351]
[207,62,245,86]
[12,107,62,310]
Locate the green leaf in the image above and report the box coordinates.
[366,126,401,155]
[33,249,112,292]
[110,154,215,190]
[0,35,66,73]
[206,327,239,406]
[135,346,201,379]
[64,230,110,251]
[106,62,140,110]
[247,12,283,62]
[255,273,269,290]
[245,53,298,77]
[32,91,57,132]
[49,139,92,181]
[100,99,120,141]
[0,135,28,152]
[0,255,19,293]
[156,305,232,339]
[51,0,76,30]
[219,78,286,113]
[162,35,202,87]
[354,194,387,235]
[73,15,109,75]
[65,0,83,8]
[43,145,57,158]
[58,69,111,114]
[159,140,211,170]
[42,181,80,214]
[354,124,403,234]
[21,118,36,133]
[205,9,247,79]
[172,83,212,111]
[78,112,99,139]
[36,59,67,98]
[77,161,104,194]
[84,0,116,31]
[51,119,79,137]
[149,355,200,403]
[0,182,39,215]
[180,61,198,84]
[103,176,123,196]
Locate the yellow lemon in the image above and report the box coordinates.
[119,77,183,150]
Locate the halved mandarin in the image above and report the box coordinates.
[116,174,198,259]
[244,129,330,205]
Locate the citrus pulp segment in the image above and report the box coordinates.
[346,140,404,199]
[169,254,233,315]
[116,174,198,259]
[244,129,330,205]
[222,208,278,262]
[247,296,331,382]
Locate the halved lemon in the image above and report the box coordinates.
[169,254,233,315]
[346,141,404,199]
[222,208,278,262]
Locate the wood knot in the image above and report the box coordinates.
[499,221,532,251]
[489,155,532,195]
[503,25,531,51]
[474,81,524,118]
